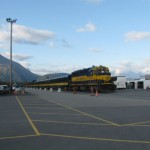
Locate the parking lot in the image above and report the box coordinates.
[1,89,150,150]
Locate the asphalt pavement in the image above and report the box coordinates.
[0,89,150,150]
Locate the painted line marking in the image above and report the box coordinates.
[34,95,150,127]
[41,133,150,144]
[16,96,40,136]
[28,112,85,116]
[20,100,47,103]
[0,134,37,140]
[33,119,150,127]
[24,107,68,109]
[122,124,150,127]
[33,119,112,126]
[21,100,52,102]
[23,104,57,106]
[121,120,150,126]
[33,96,150,127]
[44,100,119,126]
[1,132,150,145]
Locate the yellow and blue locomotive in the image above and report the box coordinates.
[70,65,116,92]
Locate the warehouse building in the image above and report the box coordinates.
[126,75,150,90]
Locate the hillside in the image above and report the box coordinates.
[0,55,39,82]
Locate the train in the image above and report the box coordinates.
[27,65,116,92]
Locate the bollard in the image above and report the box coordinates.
[57,88,61,93]
[91,86,94,96]
[73,87,76,94]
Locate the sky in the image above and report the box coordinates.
[0,0,150,77]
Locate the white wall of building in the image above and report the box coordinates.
[144,80,150,89]
[126,76,150,90]
[114,76,126,89]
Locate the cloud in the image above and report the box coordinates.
[3,52,33,61]
[2,52,32,69]
[0,43,9,50]
[32,68,52,75]
[144,58,150,64]
[89,48,103,53]
[76,22,97,32]
[27,59,150,77]
[13,54,33,61]
[110,60,150,77]
[111,61,136,74]
[82,0,103,4]
[19,61,31,69]
[31,64,87,75]
[31,66,69,75]
[125,31,150,41]
[0,24,56,45]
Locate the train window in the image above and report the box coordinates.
[93,69,108,75]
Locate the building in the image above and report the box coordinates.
[126,75,150,90]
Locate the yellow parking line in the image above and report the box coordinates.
[121,120,150,126]
[33,118,150,127]
[0,134,37,140]
[45,100,119,126]
[24,107,67,109]
[23,104,57,106]
[16,96,40,136]
[33,119,112,126]
[122,124,150,127]
[41,133,150,144]
[28,112,85,116]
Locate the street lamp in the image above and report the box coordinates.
[6,18,17,94]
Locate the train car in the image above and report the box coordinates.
[113,76,126,89]
[27,65,116,92]
[27,75,69,91]
[70,65,116,92]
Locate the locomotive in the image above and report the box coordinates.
[27,65,116,92]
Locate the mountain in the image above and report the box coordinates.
[0,55,39,82]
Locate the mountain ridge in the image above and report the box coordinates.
[0,55,39,82]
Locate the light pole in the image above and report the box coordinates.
[6,18,17,94]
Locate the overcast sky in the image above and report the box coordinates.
[0,0,150,77]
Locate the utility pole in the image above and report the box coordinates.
[6,18,17,94]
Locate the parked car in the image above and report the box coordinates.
[0,85,3,94]
[14,86,24,92]
[0,85,9,94]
